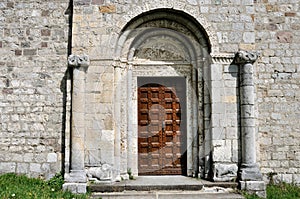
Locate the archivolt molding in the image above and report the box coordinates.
[118,7,218,53]
[116,8,215,60]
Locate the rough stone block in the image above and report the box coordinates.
[92,0,104,5]
[30,163,42,173]
[210,64,222,81]
[293,174,300,185]
[240,181,266,198]
[63,183,77,193]
[77,183,87,193]
[47,153,57,163]
[23,49,37,56]
[276,31,293,43]
[213,140,231,162]
[99,5,116,13]
[243,32,255,43]
[0,162,16,173]
[240,181,266,191]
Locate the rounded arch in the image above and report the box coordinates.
[114,8,212,178]
[116,8,214,59]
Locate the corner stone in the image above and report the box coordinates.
[240,181,266,198]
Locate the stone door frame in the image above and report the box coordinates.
[130,63,195,177]
[114,8,211,179]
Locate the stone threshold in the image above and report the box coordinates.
[89,176,238,192]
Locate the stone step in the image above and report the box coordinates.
[89,176,242,199]
[91,190,245,199]
[89,176,238,193]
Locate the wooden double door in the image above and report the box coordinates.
[138,77,187,175]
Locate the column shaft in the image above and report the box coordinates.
[71,67,86,171]
[234,51,263,181]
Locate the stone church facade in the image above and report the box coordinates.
[1,0,300,196]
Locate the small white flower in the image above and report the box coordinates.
[51,188,55,192]
[11,193,15,197]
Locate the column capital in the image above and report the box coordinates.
[234,51,258,65]
[68,54,90,69]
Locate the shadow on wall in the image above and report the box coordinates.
[60,0,74,175]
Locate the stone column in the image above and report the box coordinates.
[113,61,121,182]
[63,54,89,194]
[235,51,266,198]
[127,49,136,177]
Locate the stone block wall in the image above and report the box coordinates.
[0,1,70,179]
[254,0,300,184]
[0,0,299,186]
[69,0,300,185]
[84,61,114,167]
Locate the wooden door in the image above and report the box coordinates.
[138,78,186,175]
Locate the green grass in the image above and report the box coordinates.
[244,183,300,199]
[0,173,90,199]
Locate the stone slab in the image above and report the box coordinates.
[91,191,244,199]
[89,176,238,192]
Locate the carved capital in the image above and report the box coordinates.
[68,54,90,69]
[234,51,258,65]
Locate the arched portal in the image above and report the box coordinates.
[114,8,212,179]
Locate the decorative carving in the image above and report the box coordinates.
[139,20,195,40]
[68,54,90,68]
[211,53,235,64]
[68,54,78,67]
[86,164,113,181]
[213,163,238,182]
[134,36,190,61]
[234,50,258,65]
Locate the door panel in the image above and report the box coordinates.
[138,77,186,175]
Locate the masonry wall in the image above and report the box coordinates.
[254,0,300,184]
[0,1,70,179]
[0,0,299,184]
[65,0,300,184]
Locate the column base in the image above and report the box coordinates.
[239,181,266,198]
[63,170,87,193]
[239,163,263,181]
[63,182,87,194]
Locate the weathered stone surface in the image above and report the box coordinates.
[0,0,68,179]
[213,163,238,181]
[276,31,293,43]
[86,164,113,181]
[0,1,299,197]
[99,5,116,13]
[240,181,266,198]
